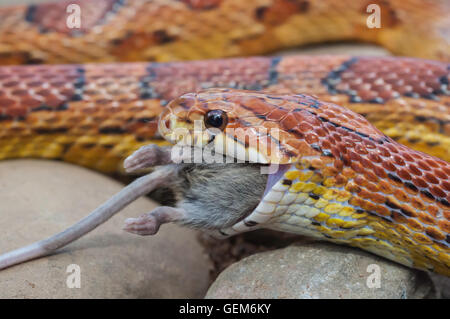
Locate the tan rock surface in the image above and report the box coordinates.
[206,243,436,299]
[0,160,211,298]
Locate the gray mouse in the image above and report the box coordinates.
[123,144,267,235]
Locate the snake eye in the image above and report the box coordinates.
[204,109,228,130]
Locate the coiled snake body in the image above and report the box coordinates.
[0,0,449,275]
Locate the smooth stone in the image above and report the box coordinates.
[206,242,436,299]
[0,160,211,298]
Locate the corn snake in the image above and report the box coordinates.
[0,0,448,275]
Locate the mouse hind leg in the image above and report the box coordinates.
[123,206,187,236]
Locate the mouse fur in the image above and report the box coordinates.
[149,163,268,230]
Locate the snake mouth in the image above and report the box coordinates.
[158,107,269,164]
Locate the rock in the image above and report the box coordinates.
[0,159,211,298]
[206,242,436,299]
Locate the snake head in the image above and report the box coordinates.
[158,88,381,165]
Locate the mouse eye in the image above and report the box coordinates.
[204,109,228,130]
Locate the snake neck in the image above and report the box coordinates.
[217,146,449,275]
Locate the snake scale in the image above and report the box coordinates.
[0,0,449,276]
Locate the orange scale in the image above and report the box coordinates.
[443,166,450,176]
[368,152,382,163]
[412,177,428,189]
[357,188,372,200]
[6,106,27,118]
[332,175,348,188]
[285,138,305,150]
[331,132,342,142]
[362,156,376,170]
[3,81,20,88]
[392,212,410,224]
[305,133,319,144]
[46,96,66,108]
[427,206,439,218]
[393,189,410,204]
[304,115,322,127]
[279,113,298,131]
[261,121,280,130]
[419,191,439,204]
[355,144,369,155]
[322,166,339,177]
[328,155,342,169]
[349,134,363,145]
[363,169,379,183]
[418,212,436,225]
[418,160,431,171]
[343,139,356,149]
[348,196,362,208]
[395,224,414,237]
[361,199,377,212]
[21,97,42,109]
[408,163,422,176]
[377,146,391,157]
[310,158,327,170]
[369,192,386,205]
[425,158,440,168]
[407,218,424,232]
[437,220,450,234]
[437,172,449,185]
[378,180,394,194]
[297,122,313,133]
[348,150,362,162]
[430,186,446,199]
[385,143,400,154]
[335,128,350,139]
[424,172,439,185]
[323,110,337,118]
[425,227,446,241]
[350,161,365,174]
[364,181,380,193]
[411,197,427,211]
[242,97,274,115]
[373,205,390,216]
[0,97,17,108]
[381,161,396,172]
[341,167,356,179]
[397,168,412,180]
[315,127,327,137]
[321,140,333,150]
[393,154,406,166]
[10,89,29,97]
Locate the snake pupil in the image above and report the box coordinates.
[205,109,227,129]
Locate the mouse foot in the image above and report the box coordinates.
[123,206,185,236]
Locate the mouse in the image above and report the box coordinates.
[123,144,267,234]
[0,144,267,270]
[124,162,267,235]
